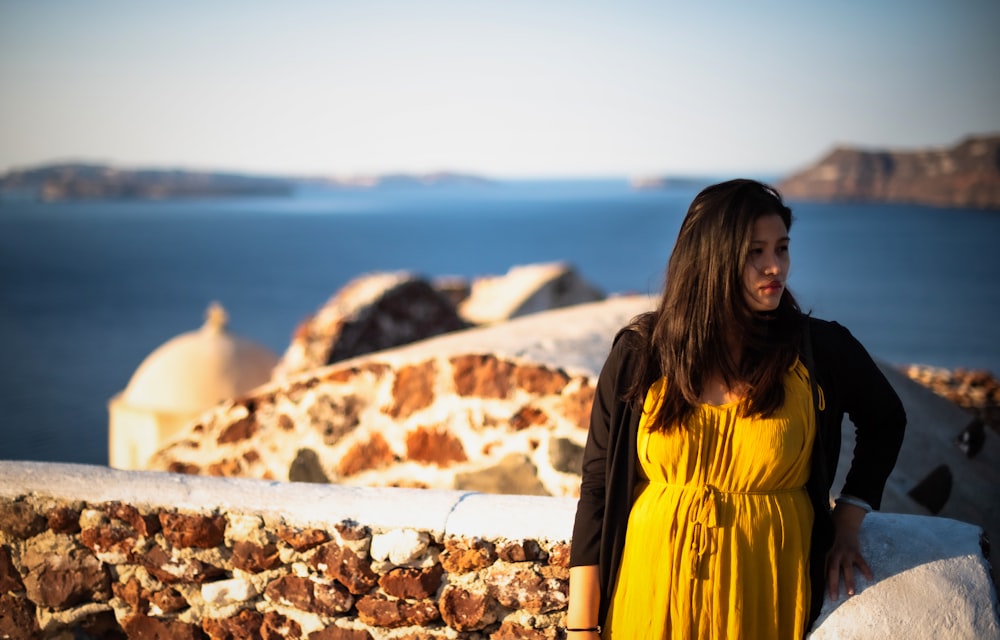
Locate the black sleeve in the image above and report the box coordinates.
[830,322,907,510]
[569,334,627,567]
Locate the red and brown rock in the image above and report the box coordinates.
[277,414,295,431]
[562,384,595,430]
[261,611,303,640]
[313,581,355,616]
[498,540,547,563]
[438,585,496,632]
[105,502,160,536]
[123,613,207,639]
[547,543,571,569]
[202,608,264,640]
[0,501,46,539]
[485,566,567,614]
[405,426,468,466]
[207,459,243,477]
[337,433,395,477]
[440,538,497,573]
[308,626,373,640]
[0,545,25,593]
[46,506,81,534]
[168,462,201,475]
[514,365,570,395]
[334,521,371,542]
[510,406,550,431]
[378,565,444,600]
[159,512,227,549]
[80,525,137,561]
[277,525,329,552]
[112,576,149,612]
[231,540,281,573]
[385,360,437,419]
[355,594,440,628]
[451,354,515,399]
[142,545,224,585]
[0,593,38,640]
[264,575,353,616]
[19,543,111,610]
[265,575,313,611]
[217,415,259,445]
[151,587,188,614]
[311,543,378,595]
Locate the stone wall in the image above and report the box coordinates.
[146,297,655,497]
[1,463,576,640]
[2,462,998,640]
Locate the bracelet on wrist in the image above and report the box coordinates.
[835,495,872,513]
[566,626,601,633]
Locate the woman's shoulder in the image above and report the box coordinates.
[804,315,854,344]
[610,311,656,357]
[804,315,876,369]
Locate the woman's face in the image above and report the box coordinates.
[742,213,790,312]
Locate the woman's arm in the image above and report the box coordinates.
[569,329,636,630]
[834,323,906,508]
[567,565,602,637]
[570,334,628,566]
[822,322,906,597]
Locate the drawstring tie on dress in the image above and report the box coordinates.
[689,484,720,577]
[673,483,803,579]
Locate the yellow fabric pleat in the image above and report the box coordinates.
[604,360,816,639]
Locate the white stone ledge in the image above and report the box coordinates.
[810,512,999,638]
[445,492,576,542]
[0,461,576,541]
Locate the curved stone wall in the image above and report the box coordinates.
[1,462,997,639]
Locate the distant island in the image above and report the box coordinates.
[0,163,495,202]
[777,134,1000,210]
[0,163,296,202]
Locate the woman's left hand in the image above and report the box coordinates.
[826,502,873,600]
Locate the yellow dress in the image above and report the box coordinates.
[604,360,815,639]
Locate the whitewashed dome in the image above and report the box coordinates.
[122,303,278,414]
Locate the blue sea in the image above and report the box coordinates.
[2,180,999,466]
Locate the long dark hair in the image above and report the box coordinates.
[624,179,804,431]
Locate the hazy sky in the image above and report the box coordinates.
[1,1,998,178]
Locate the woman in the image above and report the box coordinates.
[567,179,906,638]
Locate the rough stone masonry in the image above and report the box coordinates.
[0,490,571,639]
[1,462,998,639]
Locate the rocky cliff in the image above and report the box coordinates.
[778,134,1000,209]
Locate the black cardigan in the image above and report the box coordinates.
[569,316,907,633]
